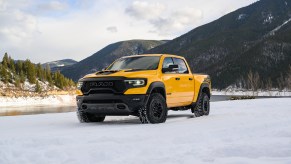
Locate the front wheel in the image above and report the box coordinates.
[139,93,168,124]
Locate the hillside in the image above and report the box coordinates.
[61,40,166,81]
[0,53,75,97]
[147,0,291,89]
[42,59,77,72]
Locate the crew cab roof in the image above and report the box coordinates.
[122,54,183,58]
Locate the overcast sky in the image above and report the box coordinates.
[0,0,258,63]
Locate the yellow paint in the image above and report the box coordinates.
[76,89,83,96]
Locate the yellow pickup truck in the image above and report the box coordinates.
[76,54,211,124]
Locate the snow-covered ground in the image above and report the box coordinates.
[0,95,76,107]
[212,90,291,96]
[0,98,290,164]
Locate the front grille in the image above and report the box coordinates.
[89,90,114,94]
[81,80,126,94]
[83,100,123,104]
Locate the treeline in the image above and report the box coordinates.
[234,66,291,92]
[0,53,75,91]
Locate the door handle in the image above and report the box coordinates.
[189,78,193,81]
[175,78,180,80]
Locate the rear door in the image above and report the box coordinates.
[172,57,194,105]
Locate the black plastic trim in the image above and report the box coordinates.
[198,83,211,100]
[76,94,146,116]
[145,81,166,104]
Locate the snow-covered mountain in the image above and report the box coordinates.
[147,0,291,89]
[42,59,77,72]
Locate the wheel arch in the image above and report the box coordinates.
[146,81,166,98]
[201,84,211,98]
[196,83,211,102]
[191,83,211,111]
[145,81,166,104]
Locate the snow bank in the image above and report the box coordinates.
[0,95,76,107]
[212,90,291,96]
[0,98,290,164]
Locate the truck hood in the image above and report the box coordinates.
[82,69,157,79]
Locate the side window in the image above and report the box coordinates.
[162,57,174,69]
[173,58,189,74]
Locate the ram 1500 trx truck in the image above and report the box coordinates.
[76,54,211,124]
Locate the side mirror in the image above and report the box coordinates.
[162,64,179,73]
[169,64,179,71]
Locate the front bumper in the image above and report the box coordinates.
[76,94,148,116]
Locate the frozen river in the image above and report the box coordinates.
[0,95,288,116]
[0,105,76,116]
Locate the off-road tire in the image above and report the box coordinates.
[139,93,168,124]
[193,92,210,117]
[77,109,106,123]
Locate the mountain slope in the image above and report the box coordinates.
[147,0,291,88]
[61,40,166,81]
[42,59,77,72]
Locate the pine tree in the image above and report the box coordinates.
[35,80,42,93]
[19,71,25,83]
[9,57,15,73]
[2,53,9,67]
[15,77,21,88]
[16,61,23,75]
[36,63,44,81]
[25,60,36,84]
[1,65,8,83]
[45,64,53,85]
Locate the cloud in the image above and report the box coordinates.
[0,0,258,63]
[0,5,38,44]
[150,8,203,36]
[106,26,118,33]
[125,1,203,36]
[125,1,165,20]
[37,0,68,11]
[0,0,7,11]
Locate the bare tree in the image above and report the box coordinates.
[247,70,260,95]
[265,78,273,90]
[286,65,291,91]
[265,78,273,96]
[276,73,285,91]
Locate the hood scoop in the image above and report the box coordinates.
[95,70,120,75]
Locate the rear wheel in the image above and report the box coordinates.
[139,93,168,124]
[77,110,106,123]
[193,92,210,117]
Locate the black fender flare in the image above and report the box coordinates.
[191,83,210,108]
[144,81,166,104]
[198,83,211,99]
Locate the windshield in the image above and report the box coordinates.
[107,56,160,70]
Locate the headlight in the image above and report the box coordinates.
[124,79,146,88]
[77,81,83,90]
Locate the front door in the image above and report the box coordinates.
[172,57,194,106]
[161,57,180,107]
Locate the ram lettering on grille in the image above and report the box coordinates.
[89,81,114,87]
